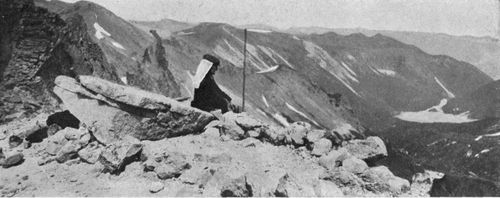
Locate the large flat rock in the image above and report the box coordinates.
[53,75,215,143]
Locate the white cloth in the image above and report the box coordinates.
[192,59,213,89]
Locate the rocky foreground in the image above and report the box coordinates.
[0,75,439,196]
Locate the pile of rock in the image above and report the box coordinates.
[202,111,410,196]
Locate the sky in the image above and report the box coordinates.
[60,0,499,38]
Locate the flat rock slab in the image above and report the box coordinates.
[53,75,215,143]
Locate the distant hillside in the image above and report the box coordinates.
[130,19,197,38]
[286,27,500,80]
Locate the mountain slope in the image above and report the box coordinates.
[130,18,197,38]
[159,23,492,131]
[288,27,500,80]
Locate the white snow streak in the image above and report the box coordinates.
[285,102,320,126]
[377,69,396,76]
[474,131,500,141]
[93,22,111,40]
[293,36,300,40]
[395,99,477,123]
[261,95,270,108]
[273,113,290,127]
[434,77,456,98]
[257,65,279,74]
[177,32,195,36]
[111,41,126,50]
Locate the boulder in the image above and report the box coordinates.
[53,75,215,144]
[342,157,368,174]
[45,130,69,155]
[318,148,351,170]
[311,138,332,156]
[362,166,410,195]
[220,176,253,197]
[98,136,143,174]
[305,129,326,144]
[218,121,246,141]
[286,122,311,146]
[321,167,364,188]
[325,123,360,145]
[55,141,81,163]
[274,173,315,197]
[149,182,165,193]
[314,180,344,197]
[78,142,103,164]
[344,136,387,160]
[223,112,264,131]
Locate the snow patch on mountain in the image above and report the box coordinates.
[93,22,111,40]
[257,65,279,74]
[434,77,456,98]
[111,41,126,50]
[293,36,300,40]
[285,102,320,126]
[395,99,477,123]
[377,69,396,76]
[247,29,272,33]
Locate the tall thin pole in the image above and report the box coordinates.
[242,29,247,112]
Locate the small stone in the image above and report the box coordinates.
[1,152,24,168]
[149,182,164,193]
[248,130,260,138]
[37,156,55,166]
[21,175,28,181]
[220,176,253,197]
[46,124,62,136]
[78,142,103,164]
[9,135,23,148]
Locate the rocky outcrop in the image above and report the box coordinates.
[53,75,214,144]
[0,0,119,124]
